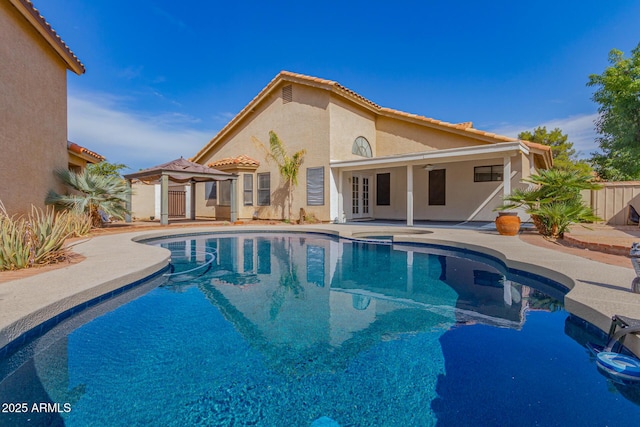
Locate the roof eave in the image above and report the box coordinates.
[9,0,85,74]
[191,71,381,163]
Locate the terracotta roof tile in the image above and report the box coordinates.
[67,141,105,162]
[208,154,260,168]
[192,71,552,162]
[9,0,85,74]
[522,140,552,152]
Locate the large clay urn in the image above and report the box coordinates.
[495,212,521,236]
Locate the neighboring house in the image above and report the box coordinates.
[0,0,85,215]
[191,71,552,224]
[67,141,105,172]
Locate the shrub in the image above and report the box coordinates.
[65,211,92,237]
[0,203,71,271]
[498,169,602,239]
[46,168,131,227]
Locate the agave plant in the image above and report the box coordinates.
[46,169,132,227]
[65,211,92,237]
[0,202,70,270]
[498,169,602,239]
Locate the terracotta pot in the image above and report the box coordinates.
[495,212,521,236]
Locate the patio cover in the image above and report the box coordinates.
[124,157,238,225]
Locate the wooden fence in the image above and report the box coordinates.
[584,182,640,225]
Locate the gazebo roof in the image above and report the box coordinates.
[124,157,236,183]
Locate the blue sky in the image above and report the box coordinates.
[36,0,640,171]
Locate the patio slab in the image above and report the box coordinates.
[0,223,638,357]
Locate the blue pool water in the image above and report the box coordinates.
[1,232,640,426]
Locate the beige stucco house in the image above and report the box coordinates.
[0,0,85,215]
[189,71,552,225]
[67,141,105,173]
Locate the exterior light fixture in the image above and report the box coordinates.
[423,164,435,171]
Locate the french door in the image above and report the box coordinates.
[351,174,371,219]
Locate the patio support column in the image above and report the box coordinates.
[406,164,414,226]
[125,179,132,223]
[503,156,512,198]
[160,173,169,225]
[230,177,238,222]
[338,169,344,223]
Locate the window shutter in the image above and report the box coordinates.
[307,167,324,206]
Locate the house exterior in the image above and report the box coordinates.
[0,0,85,215]
[67,141,105,173]
[191,71,552,224]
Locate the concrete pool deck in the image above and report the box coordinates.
[1,223,639,356]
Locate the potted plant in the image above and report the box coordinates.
[494,209,521,236]
[496,169,601,239]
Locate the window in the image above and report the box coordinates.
[428,169,446,206]
[219,180,231,206]
[205,181,217,201]
[307,167,324,206]
[257,238,271,274]
[376,173,390,206]
[257,172,271,206]
[243,174,253,206]
[352,136,372,158]
[243,239,254,272]
[306,245,325,287]
[474,165,503,182]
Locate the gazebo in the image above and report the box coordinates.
[124,157,238,225]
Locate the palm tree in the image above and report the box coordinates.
[498,169,602,238]
[268,131,306,222]
[46,168,132,227]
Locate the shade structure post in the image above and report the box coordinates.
[230,177,238,222]
[161,173,169,225]
[125,179,132,223]
[190,180,196,220]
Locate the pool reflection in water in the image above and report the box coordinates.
[1,233,640,426]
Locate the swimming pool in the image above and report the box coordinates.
[1,232,639,426]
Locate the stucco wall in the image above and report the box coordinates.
[130,182,156,219]
[343,156,525,222]
[199,82,332,221]
[0,2,69,215]
[328,97,377,161]
[375,116,490,156]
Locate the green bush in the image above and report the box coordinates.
[498,169,602,239]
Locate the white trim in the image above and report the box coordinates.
[185,186,192,219]
[407,165,414,226]
[330,141,528,170]
[154,184,161,219]
[503,156,512,197]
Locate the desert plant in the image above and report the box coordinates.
[65,211,92,237]
[46,168,131,227]
[251,131,306,221]
[267,131,306,221]
[29,207,72,264]
[0,207,31,270]
[498,169,602,239]
[532,200,600,238]
[0,203,70,270]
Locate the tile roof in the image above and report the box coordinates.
[192,71,551,163]
[67,141,105,163]
[9,0,85,74]
[208,154,260,168]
